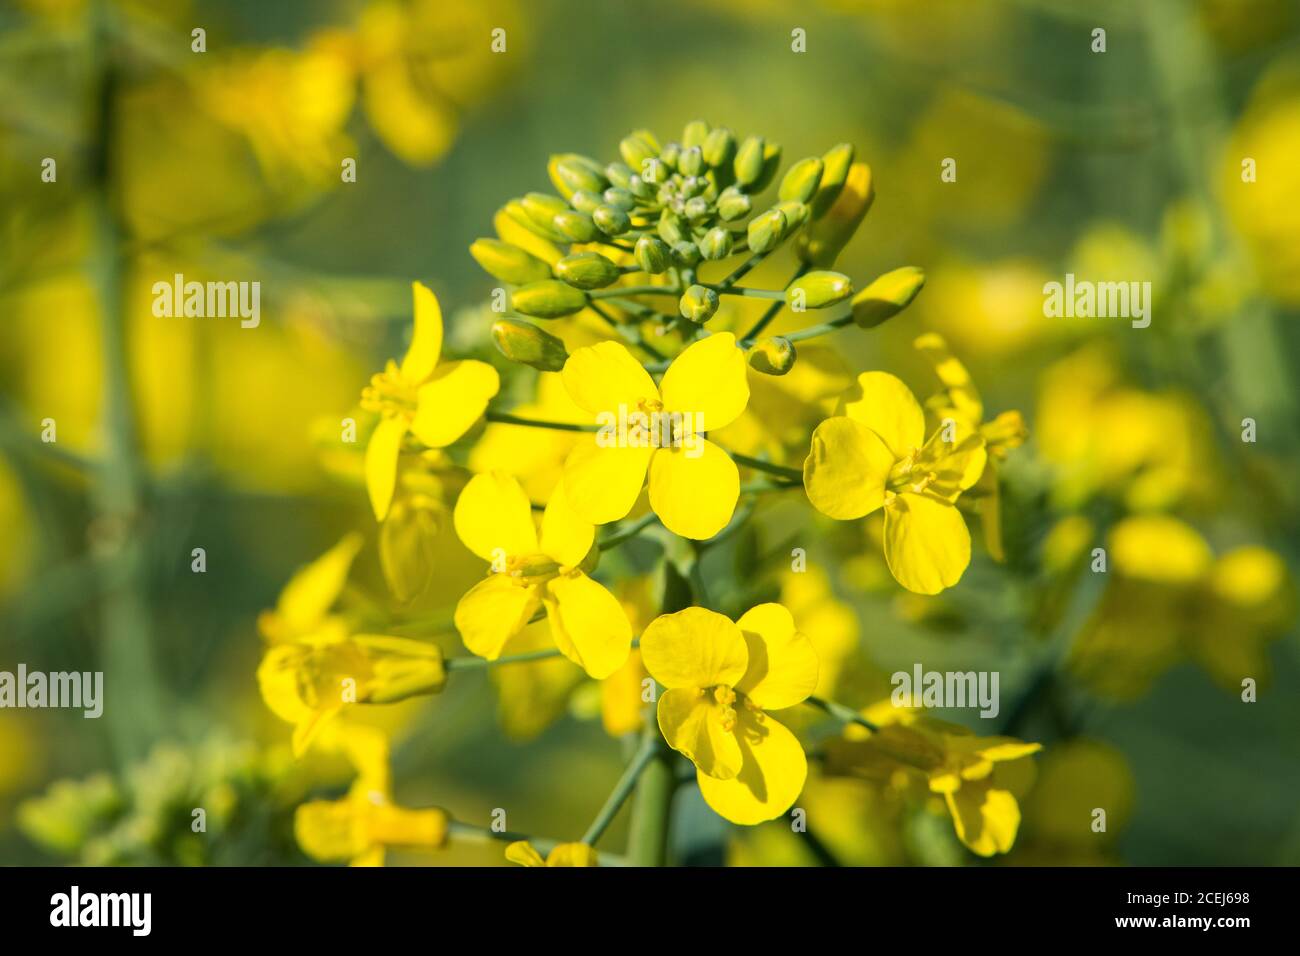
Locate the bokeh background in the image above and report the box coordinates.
[1,0,1298,866]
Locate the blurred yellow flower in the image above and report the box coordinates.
[641,605,818,825]
[826,709,1039,857]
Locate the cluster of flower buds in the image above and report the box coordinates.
[472,121,922,374]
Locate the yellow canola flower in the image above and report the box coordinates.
[640,605,818,825]
[803,371,987,594]
[295,739,449,867]
[825,710,1040,857]
[505,841,598,867]
[453,472,633,679]
[256,535,446,756]
[361,282,500,521]
[559,332,750,540]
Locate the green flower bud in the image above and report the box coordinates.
[635,236,672,274]
[775,199,810,231]
[555,251,621,289]
[679,146,704,178]
[642,157,669,185]
[750,142,784,193]
[548,153,607,200]
[684,196,710,221]
[570,189,602,214]
[552,210,598,243]
[602,187,635,210]
[605,162,634,190]
[682,119,711,150]
[797,162,875,267]
[592,204,632,235]
[521,192,568,231]
[492,318,569,371]
[746,336,796,375]
[628,175,654,200]
[505,200,565,242]
[660,141,681,171]
[778,157,824,204]
[619,130,660,169]
[659,212,688,245]
[679,284,719,323]
[512,280,589,318]
[809,143,854,219]
[680,175,707,199]
[673,241,702,266]
[702,127,736,169]
[747,208,787,254]
[787,270,854,308]
[469,238,553,285]
[698,227,734,261]
[734,136,766,187]
[850,266,925,328]
[717,188,752,222]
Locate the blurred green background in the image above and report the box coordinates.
[1,0,1298,866]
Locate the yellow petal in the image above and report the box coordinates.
[734,603,819,710]
[918,427,987,498]
[647,440,739,540]
[454,575,541,660]
[505,840,547,867]
[453,471,539,563]
[696,707,807,825]
[1109,514,1212,583]
[883,492,971,594]
[944,783,1021,856]
[539,481,595,568]
[561,341,658,417]
[409,359,500,448]
[640,606,748,689]
[274,533,363,632]
[546,843,599,867]
[802,417,892,520]
[495,208,562,264]
[401,282,443,383]
[295,798,367,863]
[542,571,633,679]
[365,416,408,522]
[659,331,749,431]
[657,686,743,779]
[842,371,926,459]
[562,436,653,525]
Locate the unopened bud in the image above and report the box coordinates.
[797,162,875,267]
[492,318,569,371]
[554,251,621,289]
[635,236,672,274]
[778,157,824,204]
[512,280,589,318]
[469,239,552,285]
[699,227,734,261]
[787,271,854,308]
[747,208,787,254]
[679,284,719,323]
[548,154,607,200]
[850,266,925,328]
[746,336,796,375]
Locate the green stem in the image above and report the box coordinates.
[626,726,676,866]
[780,313,854,344]
[445,646,566,671]
[727,450,804,482]
[590,284,680,299]
[581,734,660,846]
[598,511,661,550]
[706,284,786,301]
[90,6,163,759]
[740,262,813,344]
[718,249,769,289]
[806,695,880,733]
[484,411,599,432]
